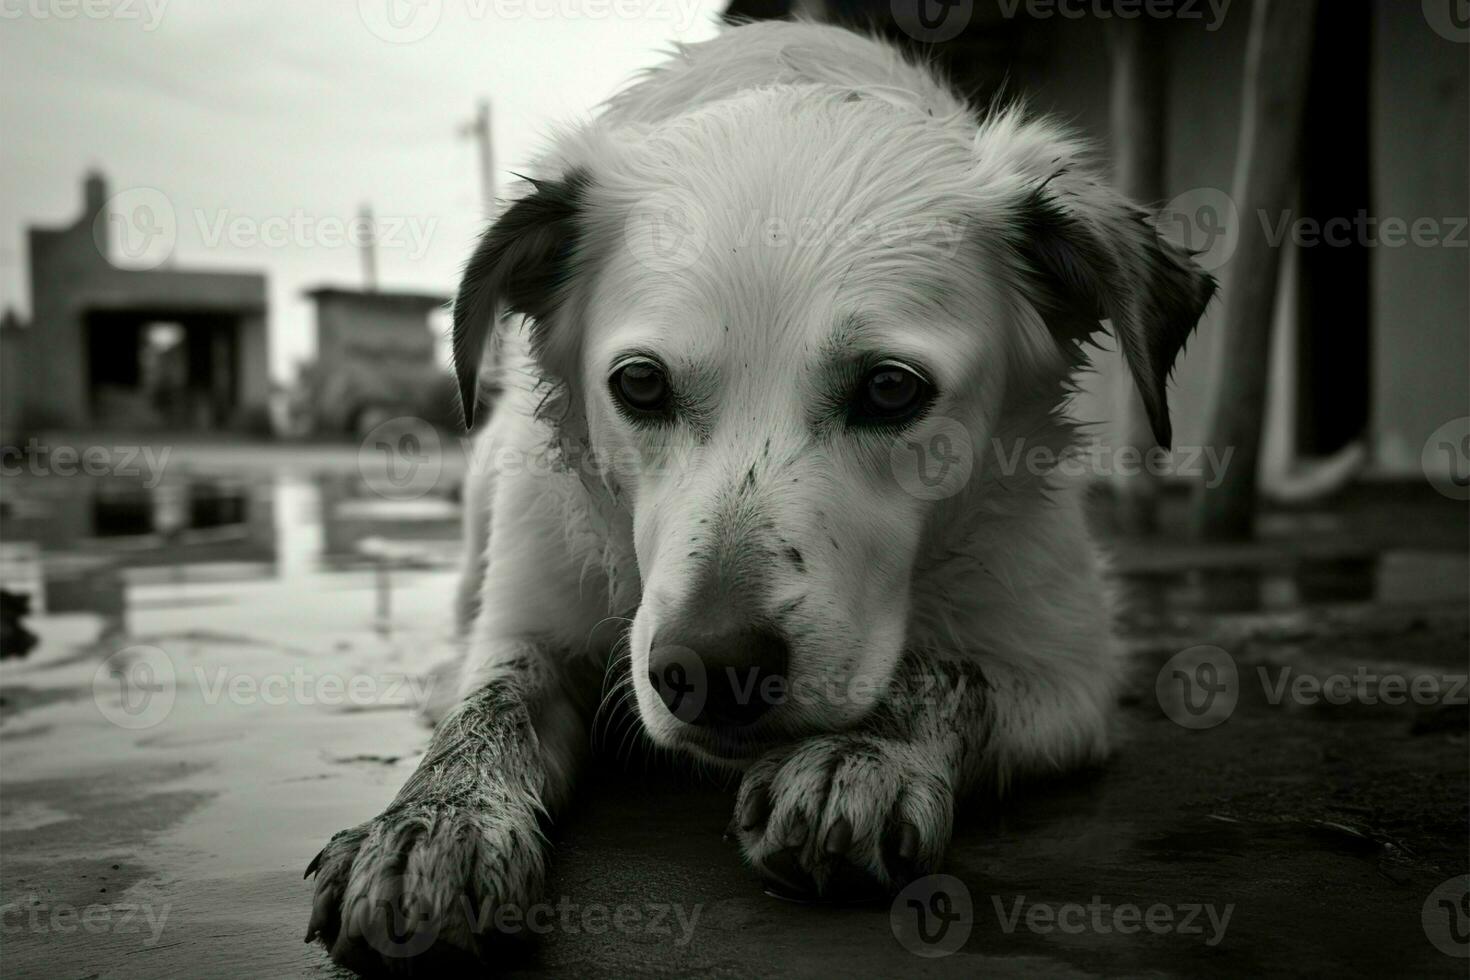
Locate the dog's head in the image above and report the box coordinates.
[453,89,1214,764]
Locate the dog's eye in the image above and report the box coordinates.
[850,362,932,426]
[611,360,671,415]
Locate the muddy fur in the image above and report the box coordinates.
[305,666,580,970]
[306,20,1213,969]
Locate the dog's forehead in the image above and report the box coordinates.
[593,198,984,360]
[583,90,1005,380]
[596,89,985,269]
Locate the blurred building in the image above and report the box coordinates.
[0,309,28,445]
[297,287,453,435]
[4,172,270,437]
[727,1,1469,480]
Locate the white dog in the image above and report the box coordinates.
[306,20,1214,970]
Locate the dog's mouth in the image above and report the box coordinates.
[670,725,783,765]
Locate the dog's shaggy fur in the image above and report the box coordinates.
[306,20,1214,969]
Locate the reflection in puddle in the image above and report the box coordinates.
[273,474,324,580]
[1119,554,1465,615]
[92,478,250,539]
[0,463,465,630]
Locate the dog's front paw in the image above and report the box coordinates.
[304,793,546,973]
[733,734,954,901]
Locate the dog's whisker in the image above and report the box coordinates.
[597,641,632,705]
[591,647,635,747]
[592,681,638,754]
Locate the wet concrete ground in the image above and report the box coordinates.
[1,448,1466,977]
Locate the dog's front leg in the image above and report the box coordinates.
[734,650,1110,897]
[305,639,585,971]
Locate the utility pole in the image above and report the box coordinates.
[1190,0,1318,540]
[357,202,378,291]
[459,99,495,213]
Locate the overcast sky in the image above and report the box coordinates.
[0,0,723,381]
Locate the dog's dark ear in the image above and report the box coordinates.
[1016,184,1216,448]
[452,170,590,428]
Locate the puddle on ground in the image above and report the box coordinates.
[0,464,465,636]
[1118,552,1468,616]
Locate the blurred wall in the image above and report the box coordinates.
[1369,2,1470,476]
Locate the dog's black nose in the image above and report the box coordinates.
[648,627,789,727]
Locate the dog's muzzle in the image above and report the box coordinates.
[647,626,789,728]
